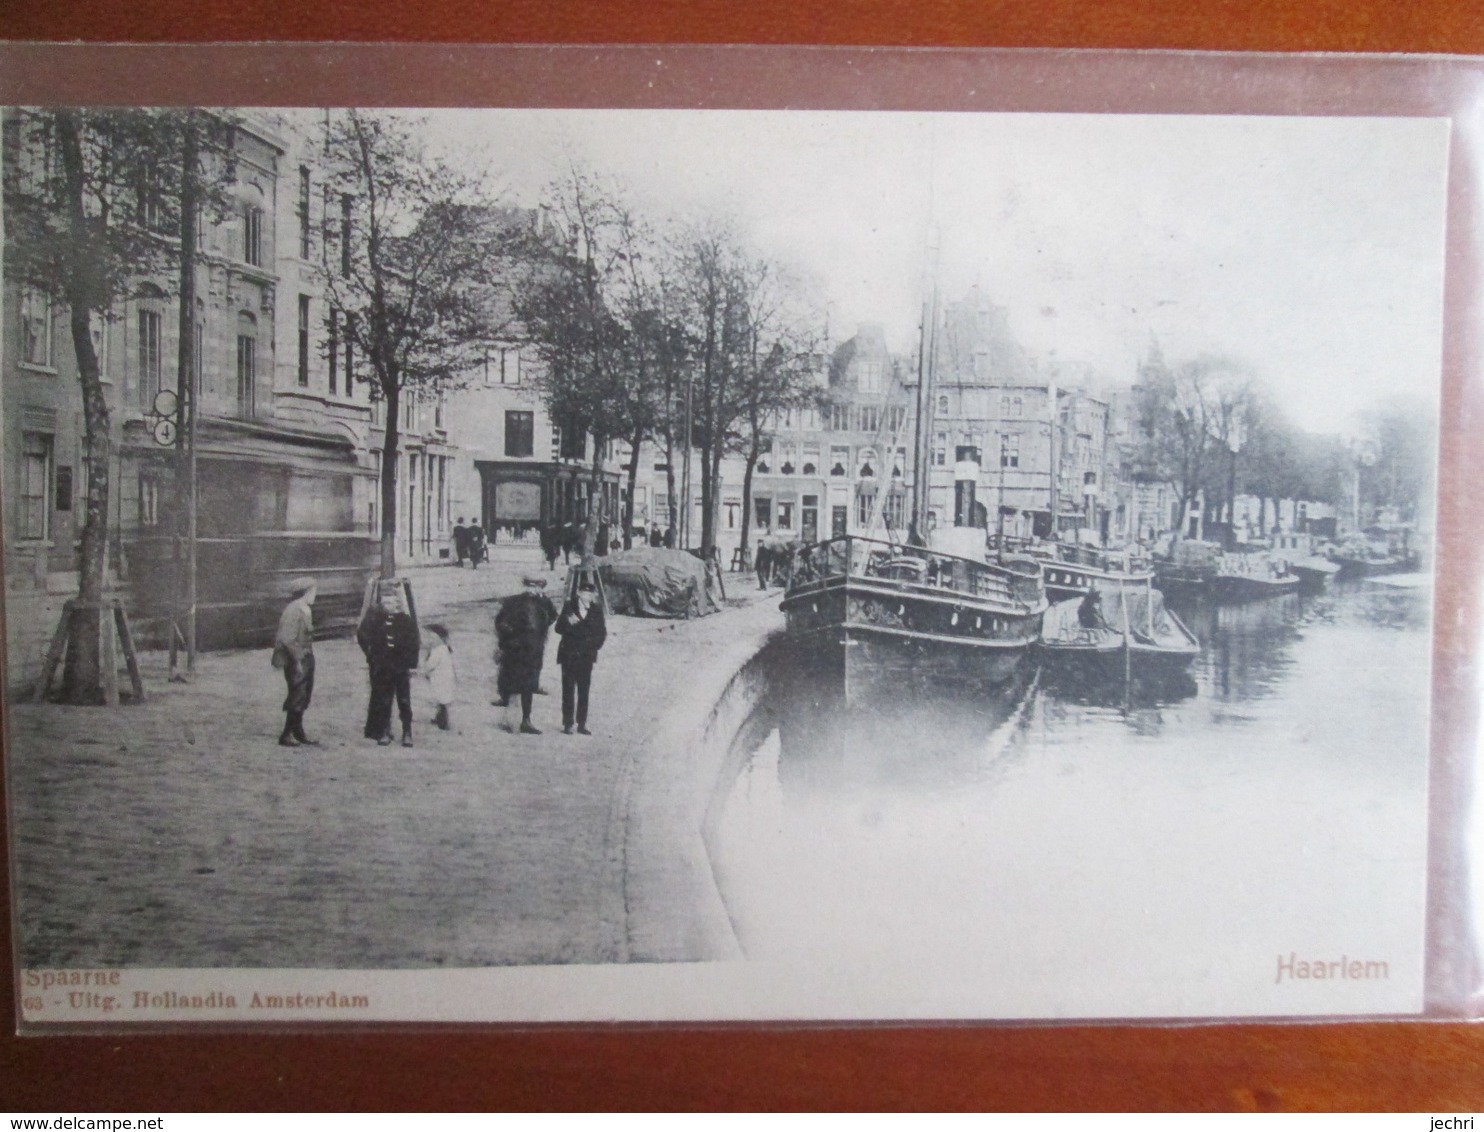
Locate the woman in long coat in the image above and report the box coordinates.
[494,575,558,734]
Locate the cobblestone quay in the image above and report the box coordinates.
[9,553,778,970]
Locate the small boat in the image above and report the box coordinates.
[1331,547,1421,578]
[1020,540,1156,603]
[1210,552,1300,602]
[1039,578,1200,678]
[1153,539,1221,597]
[1289,555,1341,591]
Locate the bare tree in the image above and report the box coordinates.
[4,108,232,702]
[516,164,662,556]
[321,110,506,579]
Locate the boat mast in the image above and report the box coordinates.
[910,235,940,543]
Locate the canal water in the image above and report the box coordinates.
[705,578,1433,1019]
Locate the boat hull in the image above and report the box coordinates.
[781,576,1042,700]
[1041,562,1157,604]
[1210,574,1300,602]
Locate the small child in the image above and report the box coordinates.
[422,623,456,731]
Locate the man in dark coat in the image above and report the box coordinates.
[467,521,486,567]
[358,584,421,747]
[271,576,318,747]
[555,573,607,736]
[452,517,469,567]
[494,575,558,734]
[540,523,561,571]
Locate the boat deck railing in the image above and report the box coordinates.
[788,535,1044,609]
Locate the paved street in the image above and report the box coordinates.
[9,551,778,970]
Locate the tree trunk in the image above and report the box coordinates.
[664,429,678,545]
[699,442,716,556]
[57,111,112,704]
[739,443,759,565]
[582,434,605,558]
[623,424,643,550]
[379,388,400,579]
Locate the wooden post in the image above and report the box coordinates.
[34,600,73,703]
[114,600,146,702]
[100,603,120,707]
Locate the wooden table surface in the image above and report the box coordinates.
[3,0,1484,1112]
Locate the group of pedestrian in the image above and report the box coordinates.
[270,565,607,748]
[451,517,488,568]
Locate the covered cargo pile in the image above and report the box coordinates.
[597,548,723,619]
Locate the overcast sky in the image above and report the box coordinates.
[421,108,1450,434]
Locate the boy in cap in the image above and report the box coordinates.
[493,574,558,733]
[358,582,421,747]
[271,577,318,747]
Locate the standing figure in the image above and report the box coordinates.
[649,524,663,548]
[541,523,561,571]
[452,517,469,567]
[271,577,318,747]
[358,584,421,747]
[494,575,558,734]
[562,521,581,564]
[556,573,608,736]
[467,521,487,568]
[422,622,456,731]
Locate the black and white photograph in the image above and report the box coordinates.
[2,95,1448,1023]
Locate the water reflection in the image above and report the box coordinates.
[706,577,1434,990]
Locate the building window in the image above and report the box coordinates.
[298,166,312,259]
[340,193,353,278]
[137,162,169,233]
[20,288,53,368]
[1000,433,1020,469]
[55,464,73,513]
[856,490,877,528]
[89,311,110,382]
[883,489,906,530]
[236,313,257,419]
[938,395,949,415]
[194,304,205,397]
[505,411,534,458]
[829,446,849,477]
[933,432,948,467]
[829,403,850,432]
[802,444,819,476]
[242,204,264,267]
[328,310,339,396]
[560,424,585,461]
[858,448,878,479]
[136,301,163,411]
[777,501,795,530]
[754,496,773,531]
[138,468,162,529]
[344,312,356,387]
[857,406,880,434]
[20,432,52,540]
[434,394,445,430]
[297,295,311,387]
[1084,471,1097,486]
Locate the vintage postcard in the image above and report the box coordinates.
[1,49,1465,1025]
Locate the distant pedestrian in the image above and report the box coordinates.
[556,571,607,736]
[422,622,456,731]
[467,522,487,567]
[271,576,318,748]
[358,583,421,747]
[493,574,559,734]
[453,517,469,567]
[541,523,561,571]
[649,524,664,548]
